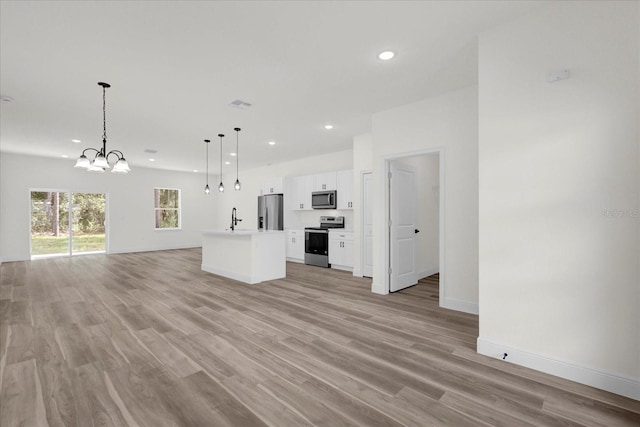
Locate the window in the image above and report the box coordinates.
[30,191,106,257]
[154,188,181,229]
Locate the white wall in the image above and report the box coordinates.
[213,149,354,231]
[0,152,218,261]
[371,85,479,314]
[478,0,639,399]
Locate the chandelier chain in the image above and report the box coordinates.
[102,85,107,143]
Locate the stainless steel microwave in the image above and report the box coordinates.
[311,190,337,209]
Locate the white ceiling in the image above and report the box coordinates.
[0,0,547,173]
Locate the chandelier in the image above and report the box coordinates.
[74,82,130,174]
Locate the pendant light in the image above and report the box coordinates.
[204,139,211,194]
[218,134,225,192]
[74,82,130,174]
[234,127,241,191]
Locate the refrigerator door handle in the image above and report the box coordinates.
[265,207,268,231]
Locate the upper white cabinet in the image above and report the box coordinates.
[313,172,337,191]
[336,170,354,210]
[290,175,313,210]
[261,177,284,195]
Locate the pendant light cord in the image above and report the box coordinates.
[235,128,239,179]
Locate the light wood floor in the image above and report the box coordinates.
[1,249,638,426]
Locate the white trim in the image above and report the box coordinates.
[286,257,304,264]
[442,297,478,315]
[477,338,640,400]
[360,170,373,279]
[371,282,388,295]
[330,264,353,272]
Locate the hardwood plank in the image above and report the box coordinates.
[2,249,638,427]
[181,370,269,427]
[0,358,48,427]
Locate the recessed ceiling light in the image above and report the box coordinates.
[268,141,276,146]
[224,161,231,165]
[148,158,156,162]
[61,155,69,158]
[378,51,395,61]
[230,152,237,156]
[324,124,334,130]
[71,139,81,143]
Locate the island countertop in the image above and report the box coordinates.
[201,229,285,236]
[201,229,286,284]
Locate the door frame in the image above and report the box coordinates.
[29,188,110,258]
[360,170,373,278]
[381,147,445,302]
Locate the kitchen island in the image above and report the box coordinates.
[201,229,286,284]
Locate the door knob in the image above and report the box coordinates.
[415,229,420,234]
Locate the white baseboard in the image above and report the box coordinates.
[352,268,363,277]
[477,337,640,400]
[331,264,353,272]
[442,297,479,315]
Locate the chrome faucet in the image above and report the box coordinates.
[231,207,242,231]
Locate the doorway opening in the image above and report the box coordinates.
[30,191,106,258]
[385,149,443,299]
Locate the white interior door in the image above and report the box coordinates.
[363,172,373,277]
[389,162,417,292]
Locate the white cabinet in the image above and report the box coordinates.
[336,170,354,210]
[290,175,313,210]
[313,172,337,191]
[261,177,284,195]
[286,229,305,262]
[329,230,354,271]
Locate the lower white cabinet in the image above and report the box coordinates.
[286,229,305,262]
[328,230,353,271]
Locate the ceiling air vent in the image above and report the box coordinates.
[229,99,252,109]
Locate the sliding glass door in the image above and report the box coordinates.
[30,191,106,258]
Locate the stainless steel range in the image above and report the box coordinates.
[305,216,344,268]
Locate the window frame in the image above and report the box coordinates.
[154,187,181,230]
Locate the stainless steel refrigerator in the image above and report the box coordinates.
[257,194,284,231]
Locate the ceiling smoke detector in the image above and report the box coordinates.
[144,149,158,154]
[229,99,252,109]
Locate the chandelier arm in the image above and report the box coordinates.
[106,150,124,161]
[81,147,101,157]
